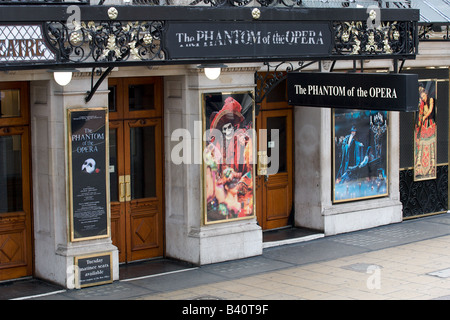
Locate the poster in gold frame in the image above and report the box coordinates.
[333,109,389,203]
[68,107,110,242]
[414,80,437,181]
[202,91,256,224]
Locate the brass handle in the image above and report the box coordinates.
[119,176,125,202]
[125,175,131,202]
[257,151,268,176]
[119,175,131,202]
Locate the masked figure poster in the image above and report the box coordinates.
[203,92,255,224]
[333,109,389,203]
[414,80,437,181]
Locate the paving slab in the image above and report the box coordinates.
[1,212,450,301]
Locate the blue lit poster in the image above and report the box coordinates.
[333,109,389,203]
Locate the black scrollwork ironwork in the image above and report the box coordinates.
[255,18,416,105]
[418,24,450,42]
[44,20,165,64]
[254,61,318,105]
[40,11,416,70]
[400,166,448,218]
[333,20,416,56]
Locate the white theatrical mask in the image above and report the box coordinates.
[222,122,234,141]
[81,158,96,174]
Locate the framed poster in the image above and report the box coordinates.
[68,107,110,241]
[202,91,255,224]
[414,80,437,181]
[333,109,389,203]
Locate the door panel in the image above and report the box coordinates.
[266,174,290,222]
[108,77,164,263]
[256,109,293,230]
[0,125,32,281]
[125,118,163,261]
[109,121,126,262]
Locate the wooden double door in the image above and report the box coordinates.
[108,77,164,263]
[0,82,33,281]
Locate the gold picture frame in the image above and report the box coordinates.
[67,107,111,242]
[414,79,437,181]
[201,91,256,225]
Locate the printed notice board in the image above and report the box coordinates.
[68,107,110,241]
[75,252,113,288]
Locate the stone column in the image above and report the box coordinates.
[30,74,119,289]
[164,66,262,265]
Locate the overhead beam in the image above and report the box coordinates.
[0,5,419,23]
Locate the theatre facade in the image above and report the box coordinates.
[0,0,447,289]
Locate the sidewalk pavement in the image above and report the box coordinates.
[4,213,450,301]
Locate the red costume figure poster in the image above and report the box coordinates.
[202,92,255,224]
[414,80,437,181]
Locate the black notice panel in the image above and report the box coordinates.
[76,253,112,288]
[287,72,419,112]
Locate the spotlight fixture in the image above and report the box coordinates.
[48,69,79,86]
[197,64,228,80]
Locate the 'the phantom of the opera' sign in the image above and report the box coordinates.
[287,72,419,112]
[165,21,332,60]
[0,25,55,62]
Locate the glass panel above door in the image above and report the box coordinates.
[128,84,155,111]
[0,90,20,118]
[108,85,117,113]
[267,116,287,174]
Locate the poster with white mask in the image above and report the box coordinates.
[68,108,110,241]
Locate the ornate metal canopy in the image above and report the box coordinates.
[0,2,419,101]
[0,4,419,70]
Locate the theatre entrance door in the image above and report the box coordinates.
[256,77,294,230]
[108,77,164,263]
